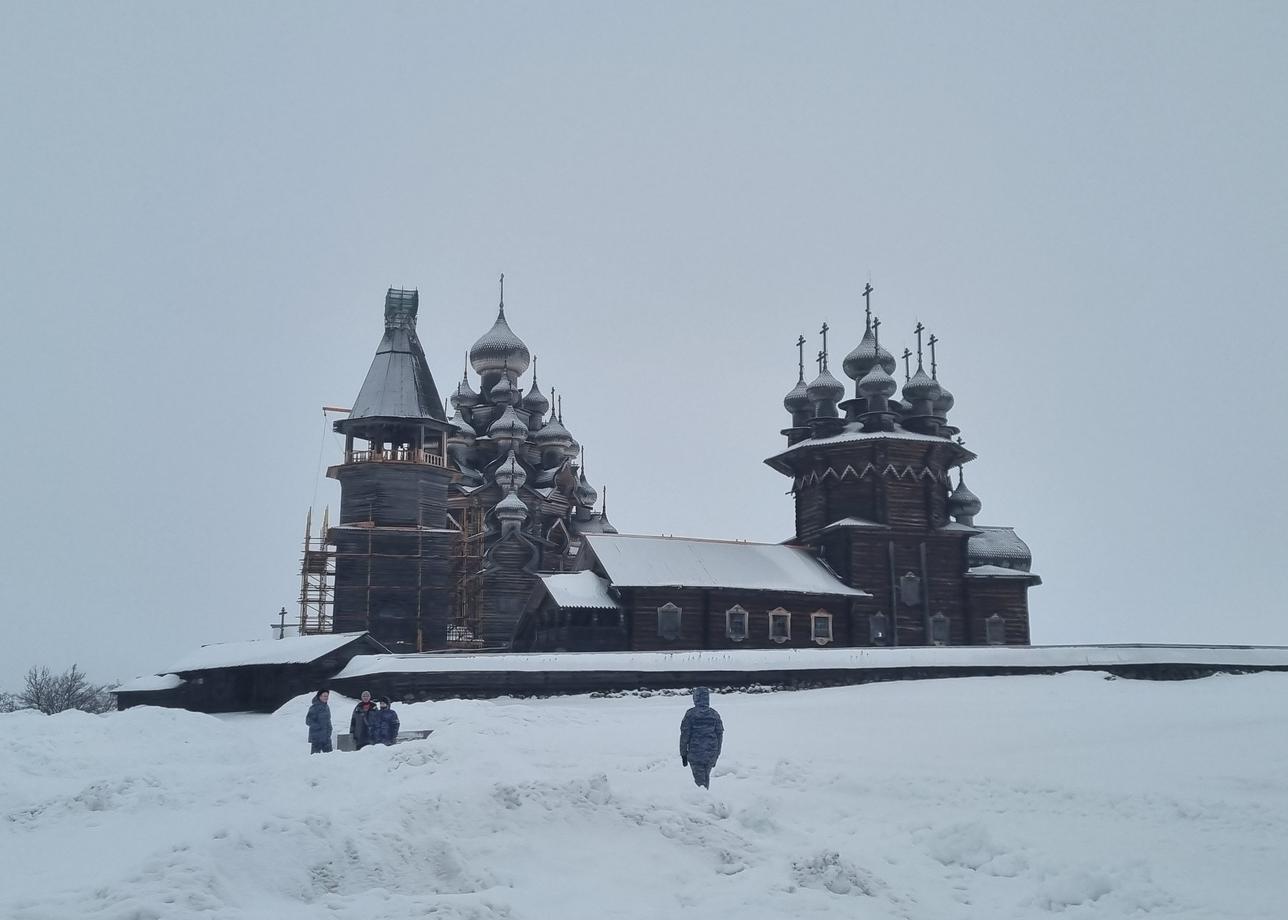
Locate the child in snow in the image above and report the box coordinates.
[371,696,400,746]
[305,690,333,753]
[679,687,724,788]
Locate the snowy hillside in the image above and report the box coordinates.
[3,673,1286,920]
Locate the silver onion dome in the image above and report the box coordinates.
[807,367,846,404]
[783,374,810,414]
[858,362,898,400]
[522,379,549,421]
[903,366,942,403]
[842,327,897,381]
[535,413,573,447]
[490,372,516,406]
[948,473,982,521]
[488,405,529,441]
[575,469,598,509]
[447,409,476,439]
[470,303,531,378]
[450,372,480,410]
[934,383,955,415]
[494,449,527,492]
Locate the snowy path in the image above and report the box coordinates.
[2,672,1286,919]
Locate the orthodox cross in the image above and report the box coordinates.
[862,282,874,331]
[819,322,830,368]
[914,321,925,368]
[796,334,806,381]
[531,354,538,386]
[499,272,505,308]
[816,350,824,374]
[272,606,288,640]
[872,315,882,354]
[901,347,912,381]
[928,334,939,379]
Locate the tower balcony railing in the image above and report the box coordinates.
[345,448,447,468]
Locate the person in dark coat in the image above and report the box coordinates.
[679,687,724,788]
[371,696,400,746]
[305,690,333,754]
[350,690,377,750]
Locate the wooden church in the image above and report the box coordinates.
[304,282,1039,655]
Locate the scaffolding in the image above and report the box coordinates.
[298,506,335,635]
[449,502,486,649]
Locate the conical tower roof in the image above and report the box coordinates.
[341,288,446,428]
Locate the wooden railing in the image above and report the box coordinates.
[346,448,446,467]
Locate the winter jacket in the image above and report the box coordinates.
[680,688,724,766]
[305,698,332,745]
[350,701,377,747]
[370,707,401,745]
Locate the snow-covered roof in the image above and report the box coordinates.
[582,534,867,597]
[968,526,1033,569]
[168,632,381,673]
[966,564,1039,579]
[822,516,887,531]
[539,571,620,609]
[115,673,185,693]
[334,643,1288,679]
[765,424,971,471]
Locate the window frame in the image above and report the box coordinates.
[768,607,791,644]
[930,611,950,646]
[810,610,834,645]
[725,605,749,642]
[656,602,682,641]
[868,611,888,645]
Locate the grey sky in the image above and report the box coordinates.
[2,2,1285,683]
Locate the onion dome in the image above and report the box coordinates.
[494,449,527,492]
[470,290,531,379]
[522,356,549,423]
[948,469,982,523]
[447,409,476,439]
[450,370,480,410]
[488,405,529,442]
[490,372,516,406]
[902,365,942,404]
[843,326,897,381]
[783,373,810,415]
[934,384,955,416]
[858,362,898,400]
[495,489,529,535]
[535,412,573,449]
[575,468,598,509]
[807,367,846,406]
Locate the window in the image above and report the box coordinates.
[985,614,1006,645]
[657,602,682,640]
[769,608,791,644]
[930,612,950,646]
[811,611,833,645]
[726,605,748,642]
[869,611,888,645]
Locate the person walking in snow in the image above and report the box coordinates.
[305,690,333,754]
[350,690,378,750]
[371,696,400,746]
[679,687,724,789]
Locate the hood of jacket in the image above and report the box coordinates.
[692,687,710,707]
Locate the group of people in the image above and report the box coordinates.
[304,689,399,754]
[304,685,725,789]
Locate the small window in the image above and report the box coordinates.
[769,608,791,644]
[985,613,1006,645]
[657,602,682,640]
[811,611,833,645]
[869,611,888,645]
[726,605,748,642]
[930,612,950,646]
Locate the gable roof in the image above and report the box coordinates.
[168,632,385,673]
[539,571,620,609]
[582,534,867,597]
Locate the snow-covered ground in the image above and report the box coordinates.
[2,673,1286,920]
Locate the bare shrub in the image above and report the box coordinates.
[15,665,116,715]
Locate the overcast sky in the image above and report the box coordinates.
[2,2,1286,683]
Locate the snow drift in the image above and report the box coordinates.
[2,673,1285,919]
